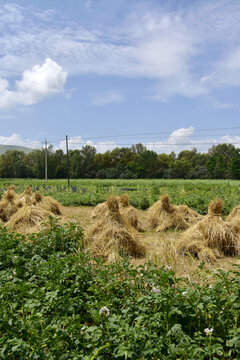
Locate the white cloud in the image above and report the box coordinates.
[145,127,196,153]
[1,2,240,100]
[213,100,238,110]
[91,91,125,106]
[143,126,240,154]
[0,58,67,109]
[58,136,117,153]
[0,133,41,149]
[2,128,240,155]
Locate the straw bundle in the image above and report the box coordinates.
[6,206,50,232]
[0,187,19,222]
[147,195,201,231]
[178,199,240,261]
[227,206,240,223]
[119,193,144,232]
[91,201,109,220]
[0,185,62,232]
[88,196,146,259]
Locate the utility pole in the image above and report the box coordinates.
[44,139,48,186]
[66,135,70,187]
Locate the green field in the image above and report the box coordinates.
[1,178,240,215]
[1,179,240,359]
[1,221,240,359]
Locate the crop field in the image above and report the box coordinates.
[1,179,240,359]
[1,178,240,214]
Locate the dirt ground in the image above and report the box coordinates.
[62,205,240,281]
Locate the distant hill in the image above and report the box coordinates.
[0,144,33,155]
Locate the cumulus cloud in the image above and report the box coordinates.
[58,136,117,153]
[1,2,240,101]
[90,91,125,106]
[213,100,238,110]
[0,133,41,149]
[2,128,240,155]
[0,58,67,109]
[145,127,195,153]
[143,126,240,154]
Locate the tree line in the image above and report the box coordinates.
[0,143,240,179]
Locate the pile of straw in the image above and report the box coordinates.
[178,199,240,261]
[147,195,202,231]
[226,205,240,226]
[88,196,146,260]
[119,193,144,232]
[0,186,19,222]
[91,201,109,220]
[0,185,62,232]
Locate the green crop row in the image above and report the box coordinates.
[1,178,240,215]
[1,220,240,359]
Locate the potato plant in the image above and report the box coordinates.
[0,220,240,359]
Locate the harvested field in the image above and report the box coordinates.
[59,202,240,277]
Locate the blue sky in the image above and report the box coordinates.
[1,0,240,153]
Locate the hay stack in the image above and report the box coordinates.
[178,199,240,261]
[88,196,146,259]
[91,201,109,220]
[119,193,144,232]
[6,206,50,232]
[147,195,201,231]
[0,185,62,232]
[0,186,19,222]
[227,206,240,224]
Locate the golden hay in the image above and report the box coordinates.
[178,199,240,262]
[0,185,62,232]
[88,196,146,259]
[119,193,144,232]
[42,196,62,215]
[120,193,129,207]
[147,194,201,231]
[0,187,19,222]
[226,205,240,223]
[5,205,51,232]
[2,186,17,203]
[91,201,109,220]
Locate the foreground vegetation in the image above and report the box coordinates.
[1,178,240,215]
[1,219,240,359]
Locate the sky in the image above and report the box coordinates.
[1,0,240,154]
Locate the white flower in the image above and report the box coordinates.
[182,291,187,296]
[80,326,87,335]
[220,307,224,314]
[204,328,214,335]
[12,270,16,275]
[165,265,172,271]
[152,286,161,294]
[99,306,110,316]
[209,284,213,289]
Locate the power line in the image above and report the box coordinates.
[46,126,240,143]
[61,141,240,147]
